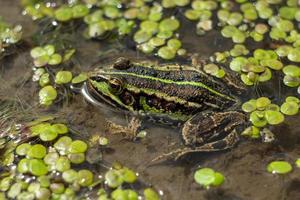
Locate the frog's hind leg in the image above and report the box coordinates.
[151,111,245,162]
[151,129,239,162]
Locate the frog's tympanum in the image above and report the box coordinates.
[81,58,246,160]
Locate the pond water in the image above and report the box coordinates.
[1,1,300,200]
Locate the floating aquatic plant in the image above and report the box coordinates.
[267,161,293,174]
[194,167,224,189]
[0,17,22,58]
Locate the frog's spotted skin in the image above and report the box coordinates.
[82,58,246,160]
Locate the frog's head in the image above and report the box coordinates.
[84,58,135,110]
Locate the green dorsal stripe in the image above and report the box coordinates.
[102,71,235,101]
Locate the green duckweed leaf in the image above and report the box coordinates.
[267,161,292,174]
[265,110,285,125]
[29,159,48,176]
[280,101,299,116]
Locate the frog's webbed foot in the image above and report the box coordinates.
[151,129,239,163]
[105,117,141,140]
[151,111,245,163]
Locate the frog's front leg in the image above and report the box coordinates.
[105,117,142,140]
[152,111,246,162]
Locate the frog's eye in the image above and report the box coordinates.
[113,57,131,70]
[122,92,135,106]
[108,77,123,94]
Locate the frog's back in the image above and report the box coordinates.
[101,62,237,111]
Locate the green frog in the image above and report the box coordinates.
[81,58,246,160]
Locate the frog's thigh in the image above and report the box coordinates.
[174,129,238,160]
[182,111,245,145]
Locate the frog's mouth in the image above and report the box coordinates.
[82,76,130,112]
[81,80,120,110]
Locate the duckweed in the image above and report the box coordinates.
[16,143,31,156]
[17,158,30,173]
[256,97,271,110]
[280,96,300,115]
[55,156,71,172]
[99,137,109,146]
[228,48,287,85]
[105,169,125,188]
[68,153,85,164]
[72,4,90,19]
[265,110,285,125]
[282,65,300,87]
[250,111,268,127]
[69,140,88,153]
[54,136,72,154]
[53,4,90,22]
[39,73,50,87]
[77,169,94,187]
[166,38,181,50]
[134,30,152,44]
[159,18,180,32]
[149,37,165,47]
[31,45,62,67]
[141,21,159,34]
[194,168,224,188]
[55,71,73,84]
[296,159,300,168]
[29,159,48,176]
[144,188,160,200]
[52,123,68,134]
[39,128,58,141]
[0,18,22,56]
[241,126,260,139]
[27,144,47,159]
[267,161,292,174]
[157,46,176,60]
[62,169,78,183]
[72,73,88,84]
[242,99,257,113]
[44,152,59,166]
[111,189,138,200]
[38,175,50,188]
[242,96,293,131]
[30,122,69,141]
[50,183,65,194]
[54,7,73,22]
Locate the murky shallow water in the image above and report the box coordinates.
[1,1,300,200]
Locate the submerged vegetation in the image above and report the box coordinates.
[1,0,300,199]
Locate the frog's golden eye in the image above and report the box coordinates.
[108,77,123,94]
[122,92,135,106]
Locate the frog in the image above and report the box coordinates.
[80,57,246,160]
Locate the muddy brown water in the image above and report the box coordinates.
[1,1,300,200]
